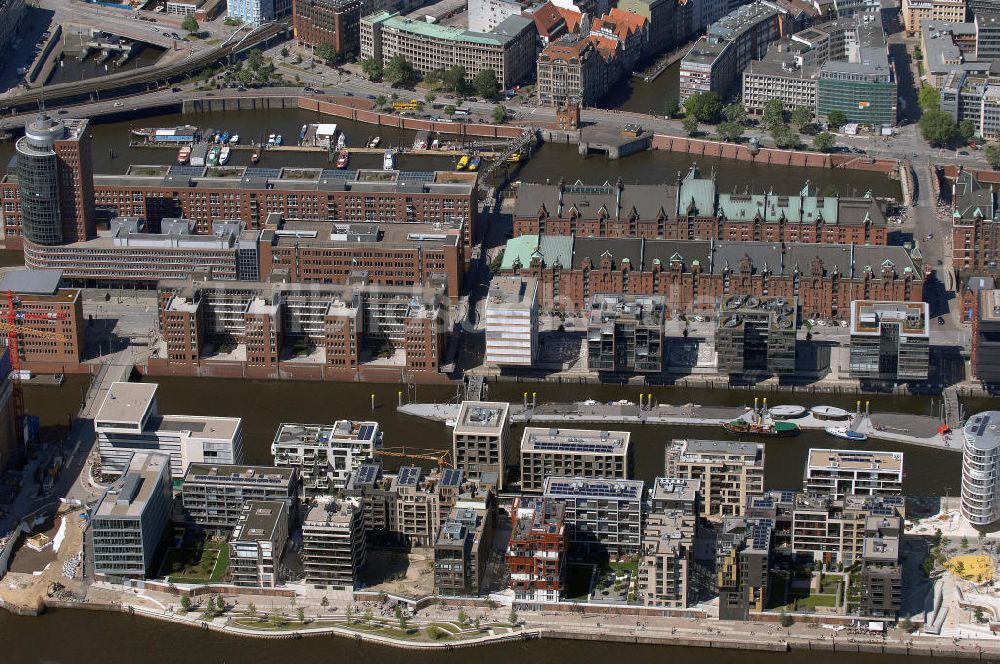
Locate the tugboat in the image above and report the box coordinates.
[335,148,350,169]
[177,146,191,165]
[723,418,800,437]
[825,427,868,441]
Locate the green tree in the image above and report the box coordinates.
[270,610,286,627]
[918,85,941,112]
[717,121,743,142]
[509,608,519,625]
[385,54,419,87]
[458,608,468,624]
[314,41,337,65]
[682,115,699,136]
[425,91,437,104]
[344,605,354,623]
[724,102,746,125]
[986,144,1000,169]
[813,131,836,152]
[216,595,226,612]
[361,57,383,82]
[394,604,408,631]
[180,596,191,613]
[442,65,469,93]
[900,617,913,632]
[236,68,254,87]
[444,105,456,117]
[762,98,785,129]
[280,47,289,59]
[247,48,264,72]
[375,95,387,108]
[181,15,199,34]
[363,608,374,622]
[771,123,800,149]
[247,601,257,620]
[779,609,793,627]
[321,596,329,608]
[297,607,306,624]
[826,110,847,129]
[975,607,986,623]
[491,105,509,124]
[683,91,722,123]
[958,120,976,144]
[473,68,502,100]
[790,106,813,132]
[919,110,957,147]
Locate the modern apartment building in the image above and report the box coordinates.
[181,463,298,532]
[292,0,361,57]
[0,0,26,57]
[665,439,765,519]
[742,42,820,117]
[229,500,289,587]
[272,421,383,497]
[156,278,449,379]
[360,11,537,88]
[0,269,85,372]
[649,477,701,516]
[536,34,614,107]
[302,497,367,591]
[543,477,644,556]
[519,427,632,492]
[716,516,773,620]
[586,293,665,374]
[972,288,1000,384]
[391,466,466,547]
[678,2,781,102]
[976,11,1000,59]
[88,452,171,579]
[639,510,696,607]
[961,411,1000,526]
[344,462,396,535]
[434,493,496,596]
[94,382,244,479]
[715,295,798,376]
[452,401,511,489]
[14,115,94,247]
[803,449,904,499]
[901,0,966,34]
[512,171,889,244]
[816,16,896,126]
[507,496,567,603]
[849,300,930,382]
[860,517,903,618]
[484,276,538,367]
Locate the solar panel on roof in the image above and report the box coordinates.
[357,424,375,441]
[245,168,281,179]
[530,440,621,453]
[398,171,435,182]
[168,166,205,176]
[441,468,462,487]
[323,169,357,180]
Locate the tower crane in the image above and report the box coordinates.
[3,290,69,457]
[379,446,453,468]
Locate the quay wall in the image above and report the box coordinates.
[140,357,455,385]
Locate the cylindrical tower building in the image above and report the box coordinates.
[16,114,66,245]
[961,411,1000,527]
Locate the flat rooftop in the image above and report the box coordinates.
[0,269,66,297]
[304,497,361,526]
[650,477,700,503]
[94,452,168,519]
[980,289,1000,322]
[521,427,631,455]
[589,294,665,326]
[487,276,537,308]
[268,219,462,250]
[806,448,903,472]
[231,500,285,542]
[863,536,899,562]
[157,414,241,441]
[543,476,644,500]
[184,463,295,485]
[675,439,764,459]
[850,300,929,336]
[95,382,158,427]
[274,421,381,446]
[454,401,510,434]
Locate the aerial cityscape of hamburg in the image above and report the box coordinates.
[2,0,1000,660]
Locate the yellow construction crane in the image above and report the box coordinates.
[379,446,452,468]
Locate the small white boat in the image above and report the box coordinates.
[369,136,381,148]
[267,133,276,146]
[811,405,851,420]
[336,132,347,149]
[825,426,868,441]
[383,149,395,170]
[768,405,806,419]
[229,134,240,145]
[444,418,457,428]
[218,146,231,165]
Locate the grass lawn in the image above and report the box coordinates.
[607,560,639,575]
[564,564,594,600]
[792,593,837,609]
[160,542,229,583]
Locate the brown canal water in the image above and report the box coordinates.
[133,376,961,496]
[0,608,977,664]
[602,61,681,116]
[0,107,900,197]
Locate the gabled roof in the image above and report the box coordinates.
[526,1,568,38]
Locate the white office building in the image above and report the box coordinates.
[961,411,1000,526]
[803,449,904,499]
[94,382,244,479]
[485,276,538,366]
[272,420,382,497]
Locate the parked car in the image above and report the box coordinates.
[938,316,945,325]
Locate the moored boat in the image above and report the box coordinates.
[369,136,381,148]
[219,146,231,165]
[176,146,191,164]
[300,124,308,141]
[468,156,480,171]
[507,152,521,163]
[336,132,347,150]
[250,151,260,164]
[383,149,395,170]
[267,133,276,146]
[335,149,350,169]
[456,155,470,170]
[825,426,868,441]
[274,134,283,146]
[229,134,240,145]
[206,146,220,166]
[811,405,851,421]
[220,131,230,144]
[723,419,800,437]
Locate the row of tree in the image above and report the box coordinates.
[360,57,504,100]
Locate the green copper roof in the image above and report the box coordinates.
[501,234,539,271]
[367,11,532,46]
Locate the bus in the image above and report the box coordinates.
[393,101,419,111]
[453,108,470,117]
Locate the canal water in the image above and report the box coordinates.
[0,106,901,197]
[603,61,681,116]
[0,608,973,664]
[45,45,166,87]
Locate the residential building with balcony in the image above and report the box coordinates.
[434,491,496,596]
[181,463,298,532]
[485,276,538,367]
[803,448,904,499]
[961,411,1000,526]
[639,509,695,607]
[271,421,382,497]
[520,427,632,492]
[586,293,665,373]
[848,300,930,382]
[229,500,289,587]
[665,439,764,519]
[302,497,367,591]
[453,401,511,490]
[716,516,773,620]
[507,497,567,603]
[543,476,644,556]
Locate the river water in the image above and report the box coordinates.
[0,105,900,197]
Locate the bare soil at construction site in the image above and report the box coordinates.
[0,505,86,612]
